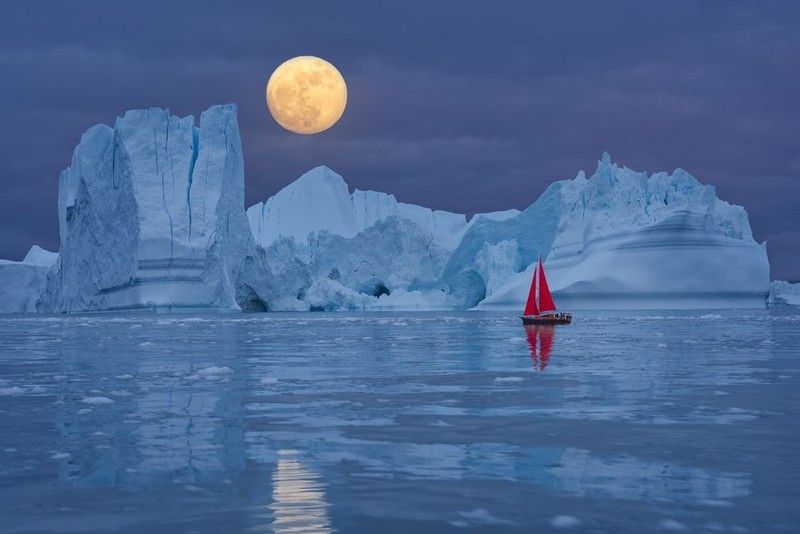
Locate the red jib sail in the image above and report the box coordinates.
[537,258,557,314]
[523,264,539,316]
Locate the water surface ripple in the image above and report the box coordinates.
[1,310,798,532]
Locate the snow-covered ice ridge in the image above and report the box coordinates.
[0,105,774,312]
[36,104,272,312]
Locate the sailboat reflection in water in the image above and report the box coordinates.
[525,325,555,370]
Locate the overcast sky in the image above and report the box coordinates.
[0,1,797,279]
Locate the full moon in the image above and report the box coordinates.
[266,56,347,135]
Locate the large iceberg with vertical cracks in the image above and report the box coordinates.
[38,104,272,312]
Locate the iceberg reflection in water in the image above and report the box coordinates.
[0,310,798,532]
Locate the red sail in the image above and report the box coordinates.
[523,265,539,316]
[537,258,557,314]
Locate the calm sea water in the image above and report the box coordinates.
[1,310,798,532]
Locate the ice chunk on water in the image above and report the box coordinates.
[550,515,582,528]
[81,396,114,405]
[657,519,687,530]
[197,366,234,378]
[450,508,514,527]
[494,376,525,383]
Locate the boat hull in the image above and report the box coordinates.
[521,314,572,325]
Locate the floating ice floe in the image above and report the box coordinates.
[81,396,114,405]
[657,518,687,531]
[494,376,525,383]
[449,508,514,527]
[550,515,582,528]
[197,366,234,379]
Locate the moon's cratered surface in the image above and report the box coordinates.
[266,56,347,135]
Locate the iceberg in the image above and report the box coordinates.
[247,155,768,311]
[247,165,490,252]
[246,166,518,311]
[0,102,772,313]
[38,104,272,312]
[769,281,800,307]
[479,153,770,310]
[0,246,58,313]
[21,245,59,267]
[442,182,562,307]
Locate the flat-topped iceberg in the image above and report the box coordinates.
[478,153,770,310]
[38,104,271,312]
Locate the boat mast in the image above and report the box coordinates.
[535,255,540,313]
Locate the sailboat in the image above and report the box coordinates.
[521,258,572,325]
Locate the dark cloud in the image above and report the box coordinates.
[0,1,798,279]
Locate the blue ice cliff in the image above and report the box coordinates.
[0,107,775,312]
[36,105,272,312]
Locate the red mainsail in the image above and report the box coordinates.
[523,264,539,316]
[537,258,557,314]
